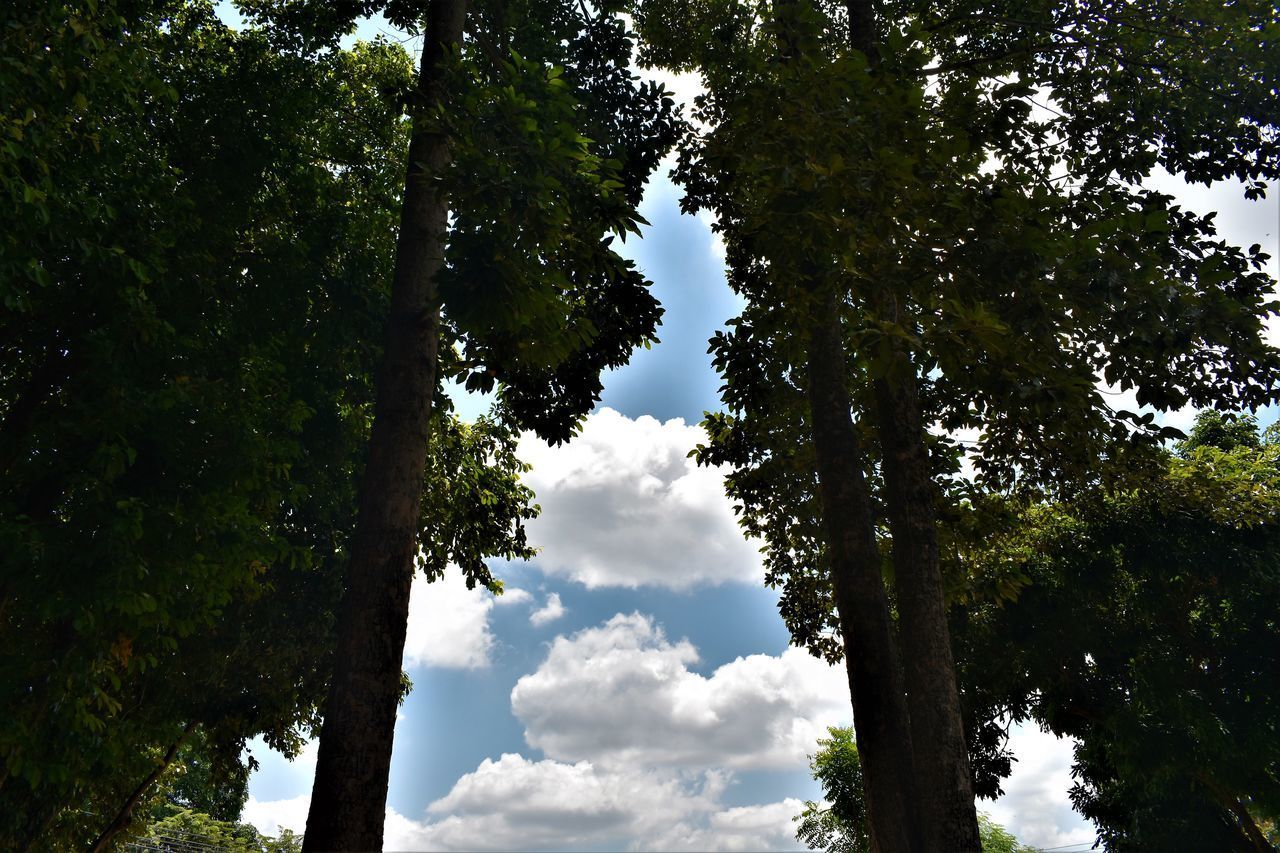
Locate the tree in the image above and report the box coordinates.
[642,0,1280,849]
[795,726,1039,853]
[225,1,681,847]
[134,808,303,853]
[146,730,250,825]
[796,727,871,853]
[1179,411,1262,456]
[1,4,542,849]
[953,412,1280,851]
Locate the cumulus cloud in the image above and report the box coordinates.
[652,798,809,852]
[529,592,566,627]
[987,725,1097,849]
[244,762,808,853]
[404,570,497,669]
[518,409,762,589]
[511,613,850,770]
[494,586,533,606]
[240,615,852,852]
[400,754,725,851]
[379,754,807,853]
[241,793,310,838]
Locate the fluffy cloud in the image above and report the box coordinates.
[241,793,310,838]
[246,761,807,853]
[397,754,725,851]
[494,586,533,606]
[518,409,762,589]
[529,592,566,627]
[511,613,850,770]
[379,755,806,853]
[404,570,498,669]
[651,798,809,852]
[987,725,1097,849]
[244,614,838,851]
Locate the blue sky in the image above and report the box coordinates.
[242,158,876,852]
[226,9,1280,852]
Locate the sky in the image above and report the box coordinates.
[226,9,1280,852]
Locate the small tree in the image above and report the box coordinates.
[795,726,1038,853]
[796,727,870,853]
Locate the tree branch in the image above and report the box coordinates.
[89,721,198,853]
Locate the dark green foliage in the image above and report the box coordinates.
[149,731,250,824]
[239,0,684,444]
[918,0,1280,192]
[670,0,1280,662]
[954,413,1280,850]
[438,0,683,443]
[1,6,369,844]
[652,3,1280,846]
[0,3,540,848]
[418,411,538,590]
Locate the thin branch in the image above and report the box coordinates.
[89,721,199,853]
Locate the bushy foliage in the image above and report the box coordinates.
[0,4,539,847]
[954,413,1280,849]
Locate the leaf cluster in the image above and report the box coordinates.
[953,415,1280,848]
[438,0,684,442]
[134,807,303,853]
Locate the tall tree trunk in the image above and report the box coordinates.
[841,0,981,843]
[804,291,921,853]
[88,721,197,853]
[874,354,982,852]
[302,2,467,850]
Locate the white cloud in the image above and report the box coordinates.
[645,67,705,122]
[243,760,809,853]
[529,592,566,627]
[404,570,496,669]
[696,208,728,262]
[378,754,808,853]
[384,754,726,852]
[518,409,763,589]
[246,614,832,851]
[651,798,809,852]
[987,724,1097,850]
[241,793,310,838]
[240,736,318,814]
[494,586,532,606]
[511,612,850,771]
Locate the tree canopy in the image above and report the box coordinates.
[954,413,1280,851]
[5,0,1280,849]
[0,4,540,848]
[645,0,1280,846]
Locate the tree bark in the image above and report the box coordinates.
[839,0,981,842]
[88,721,197,853]
[804,290,921,853]
[302,2,467,850]
[874,354,982,852]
